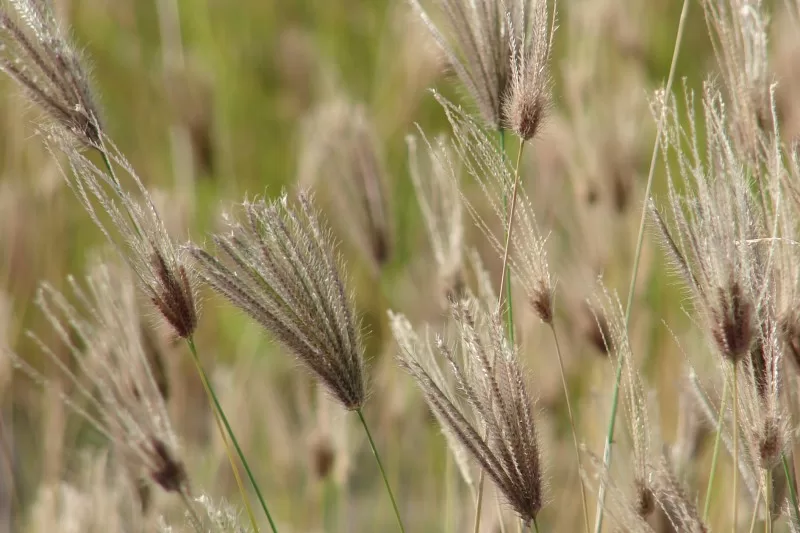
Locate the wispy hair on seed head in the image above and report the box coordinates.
[50,133,198,339]
[651,83,766,364]
[410,0,553,131]
[406,132,465,303]
[392,296,544,524]
[188,192,366,411]
[434,93,553,321]
[7,261,187,495]
[0,0,101,145]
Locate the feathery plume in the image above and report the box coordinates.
[436,93,553,322]
[651,84,765,364]
[411,0,553,130]
[0,0,101,145]
[703,0,771,160]
[8,262,188,496]
[503,0,555,140]
[406,133,465,304]
[299,98,391,271]
[591,286,655,522]
[51,136,198,339]
[393,297,544,524]
[188,192,366,410]
[389,312,476,493]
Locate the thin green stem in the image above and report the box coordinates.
[593,1,690,531]
[782,454,800,526]
[496,141,525,339]
[186,338,279,533]
[747,485,761,533]
[474,127,515,533]
[356,408,405,532]
[733,364,739,533]
[532,517,540,533]
[703,378,728,520]
[98,147,120,187]
[549,323,590,533]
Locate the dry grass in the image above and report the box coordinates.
[2,0,800,532]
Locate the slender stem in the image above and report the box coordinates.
[473,477,486,533]
[97,147,121,187]
[356,408,405,532]
[549,323,590,533]
[703,378,729,520]
[764,469,771,533]
[496,494,508,533]
[474,128,515,533]
[782,454,800,526]
[733,364,739,533]
[532,517,540,533]
[496,141,525,341]
[747,485,762,533]
[186,338,279,533]
[593,1,690,530]
[186,339,260,533]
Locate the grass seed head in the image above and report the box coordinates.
[0,0,101,145]
[189,192,366,411]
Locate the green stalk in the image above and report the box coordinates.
[733,364,739,533]
[593,1,690,531]
[186,338,279,533]
[356,408,405,532]
[703,379,728,520]
[532,517,540,533]
[473,128,514,533]
[782,454,800,526]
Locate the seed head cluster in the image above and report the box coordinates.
[54,138,198,339]
[411,0,554,135]
[392,298,543,525]
[189,192,366,411]
[11,262,187,495]
[438,93,553,322]
[0,0,101,145]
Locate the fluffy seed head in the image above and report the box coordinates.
[392,298,543,524]
[0,0,101,145]
[299,98,391,272]
[189,192,366,410]
[411,0,554,130]
[503,0,555,140]
[10,261,187,495]
[406,133,465,306]
[52,136,198,339]
[436,93,553,322]
[651,85,764,365]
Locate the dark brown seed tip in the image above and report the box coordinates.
[531,287,553,324]
[509,95,546,141]
[758,417,782,469]
[311,436,335,480]
[710,281,753,363]
[149,438,187,493]
[634,478,655,518]
[150,251,198,339]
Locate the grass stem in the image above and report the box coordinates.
[782,454,800,526]
[703,378,728,520]
[733,364,739,533]
[356,408,405,532]
[549,323,590,533]
[186,338,279,533]
[593,1,690,530]
[764,469,771,533]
